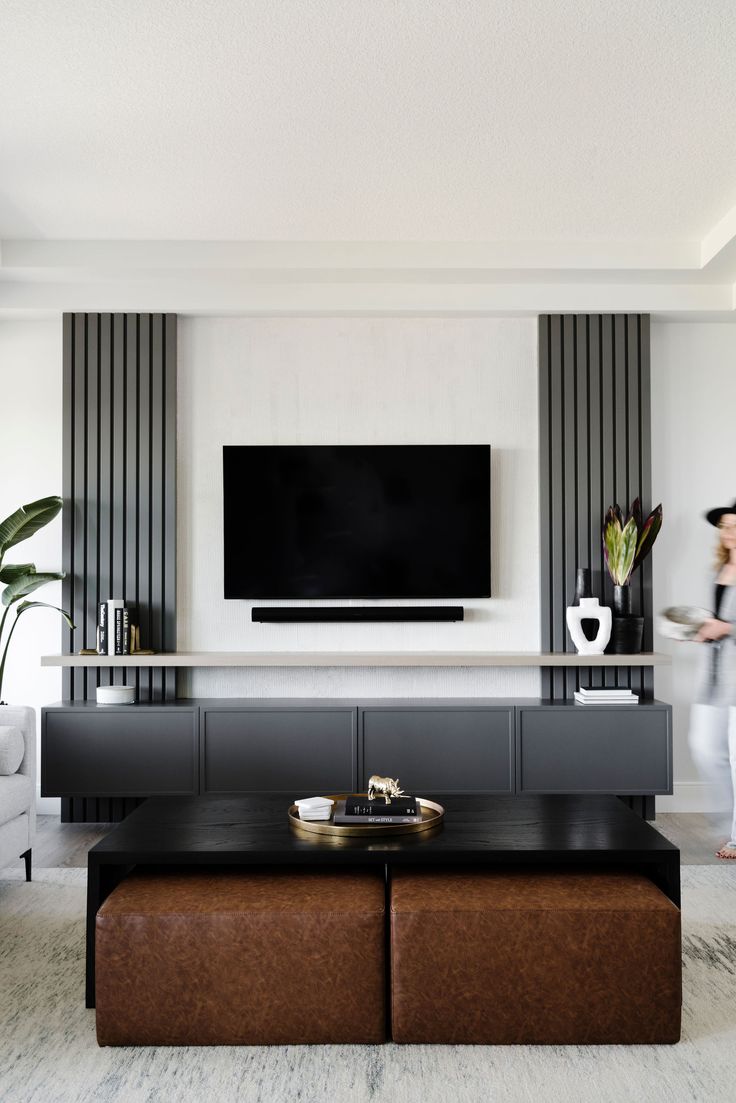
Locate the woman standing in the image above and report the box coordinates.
[689,500,736,859]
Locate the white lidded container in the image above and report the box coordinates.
[96,685,135,705]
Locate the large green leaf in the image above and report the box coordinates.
[16,600,75,630]
[0,563,36,583]
[602,510,637,585]
[2,571,65,607]
[0,496,62,558]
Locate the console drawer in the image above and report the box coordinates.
[360,707,514,794]
[517,706,672,794]
[42,707,199,797]
[201,707,357,793]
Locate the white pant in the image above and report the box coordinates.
[688,703,736,846]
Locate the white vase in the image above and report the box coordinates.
[566,598,612,655]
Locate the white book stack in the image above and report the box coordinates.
[574,688,639,705]
[293,796,334,821]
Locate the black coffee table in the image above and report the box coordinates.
[85,793,680,1007]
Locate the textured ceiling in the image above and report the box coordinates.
[1,0,736,242]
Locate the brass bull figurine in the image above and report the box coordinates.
[367,775,404,804]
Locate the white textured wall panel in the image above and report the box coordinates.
[177,317,540,697]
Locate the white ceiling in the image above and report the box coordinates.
[2,0,736,315]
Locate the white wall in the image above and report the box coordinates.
[651,321,736,810]
[177,317,540,697]
[0,318,63,812]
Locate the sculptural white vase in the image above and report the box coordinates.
[566,597,612,655]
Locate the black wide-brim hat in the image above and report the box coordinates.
[706,499,736,526]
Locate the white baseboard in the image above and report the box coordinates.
[36,793,61,816]
[656,782,710,813]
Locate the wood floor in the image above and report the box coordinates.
[27,811,728,868]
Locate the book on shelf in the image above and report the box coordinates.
[577,687,637,697]
[574,690,638,705]
[344,795,419,817]
[97,601,108,654]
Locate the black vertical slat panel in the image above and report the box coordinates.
[151,315,165,701]
[111,315,126,688]
[539,314,654,703]
[164,315,178,700]
[126,315,140,701]
[574,315,590,697]
[549,316,565,699]
[72,315,87,702]
[588,316,603,689]
[138,314,152,702]
[626,316,642,694]
[97,315,112,694]
[85,315,99,699]
[538,318,552,698]
[562,317,577,700]
[599,317,616,689]
[639,316,654,696]
[60,313,177,820]
[61,316,74,703]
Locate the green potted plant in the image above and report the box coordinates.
[0,495,74,704]
[602,498,662,653]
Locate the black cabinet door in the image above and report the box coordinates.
[42,708,199,797]
[201,707,357,794]
[360,707,514,794]
[517,706,672,794]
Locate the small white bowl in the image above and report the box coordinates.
[96,685,136,705]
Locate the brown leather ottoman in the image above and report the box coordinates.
[96,869,386,1045]
[390,869,681,1044]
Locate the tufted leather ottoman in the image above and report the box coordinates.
[390,869,681,1044]
[96,868,386,1045]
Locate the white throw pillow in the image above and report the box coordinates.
[0,726,24,775]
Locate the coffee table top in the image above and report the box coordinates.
[88,794,678,867]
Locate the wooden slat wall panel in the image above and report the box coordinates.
[61,313,177,821]
[538,314,654,700]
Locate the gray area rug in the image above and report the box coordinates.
[1,865,735,1103]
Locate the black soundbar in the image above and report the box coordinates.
[252,606,464,623]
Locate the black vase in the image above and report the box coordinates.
[606,584,644,654]
[574,568,598,642]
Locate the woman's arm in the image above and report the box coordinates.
[696,618,733,642]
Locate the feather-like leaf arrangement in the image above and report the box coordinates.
[602,499,663,587]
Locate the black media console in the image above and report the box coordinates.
[42,697,672,820]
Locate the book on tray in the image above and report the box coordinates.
[332,798,421,826]
[344,795,419,817]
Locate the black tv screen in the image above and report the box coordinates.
[223,445,491,599]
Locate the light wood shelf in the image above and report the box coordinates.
[41,651,671,669]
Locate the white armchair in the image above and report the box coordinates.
[0,706,36,879]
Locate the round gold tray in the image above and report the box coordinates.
[288,795,444,837]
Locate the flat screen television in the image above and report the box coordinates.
[223,444,491,599]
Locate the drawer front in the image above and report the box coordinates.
[517,707,672,794]
[202,708,357,793]
[360,708,514,794]
[42,710,198,797]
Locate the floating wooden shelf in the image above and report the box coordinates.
[41,651,671,669]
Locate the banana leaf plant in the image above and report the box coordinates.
[602,498,663,587]
[0,496,74,703]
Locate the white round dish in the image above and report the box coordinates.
[96,685,136,705]
[656,606,712,641]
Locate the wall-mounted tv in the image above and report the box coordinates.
[223,444,491,599]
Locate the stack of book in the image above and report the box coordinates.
[294,796,334,821]
[97,599,146,656]
[332,795,421,825]
[573,687,639,706]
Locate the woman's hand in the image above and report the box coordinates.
[696,618,733,642]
